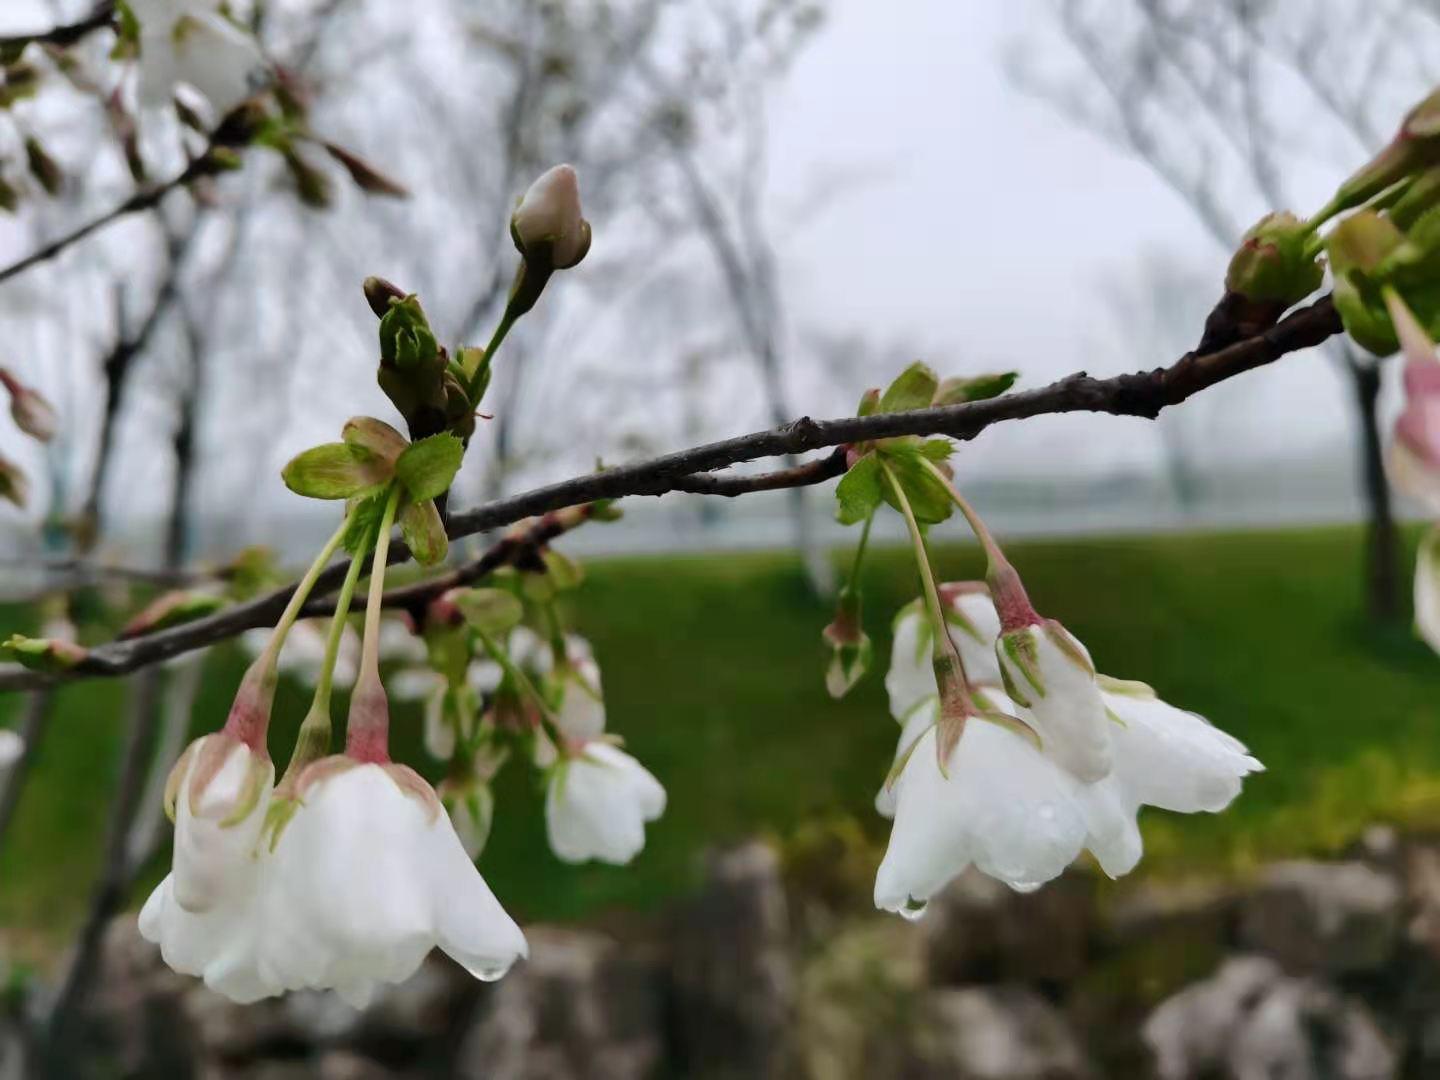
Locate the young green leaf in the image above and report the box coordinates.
[454,588,524,636]
[878,362,940,413]
[282,443,390,500]
[932,371,1019,406]
[880,444,953,524]
[836,452,884,525]
[342,490,390,554]
[400,498,448,565]
[395,433,464,501]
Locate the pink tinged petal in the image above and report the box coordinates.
[172,737,273,914]
[1389,438,1440,516]
[1103,690,1262,814]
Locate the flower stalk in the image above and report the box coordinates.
[346,485,402,763]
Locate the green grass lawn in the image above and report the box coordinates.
[3,524,1439,959]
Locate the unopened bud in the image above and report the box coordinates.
[1386,292,1440,511]
[822,587,871,699]
[363,276,407,318]
[511,164,591,271]
[1327,211,1408,355]
[120,589,226,639]
[1331,87,1440,216]
[1225,211,1325,307]
[2,633,87,672]
[321,141,408,199]
[0,369,56,442]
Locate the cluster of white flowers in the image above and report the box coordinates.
[129,0,266,118]
[140,702,527,1006]
[874,586,1262,917]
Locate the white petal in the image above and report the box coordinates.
[998,625,1112,783]
[552,660,606,741]
[422,684,455,761]
[171,737,273,914]
[885,607,936,723]
[874,699,938,820]
[0,730,23,770]
[388,666,442,702]
[1104,690,1263,814]
[874,723,1089,913]
[545,744,665,865]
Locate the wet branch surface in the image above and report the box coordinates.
[0,293,1342,690]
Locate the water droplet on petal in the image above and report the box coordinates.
[1008,879,1043,894]
[898,896,929,922]
[471,961,514,982]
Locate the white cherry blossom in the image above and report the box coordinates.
[545,742,665,865]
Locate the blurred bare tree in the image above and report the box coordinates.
[1014,0,1440,621]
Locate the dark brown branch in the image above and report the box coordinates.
[0,294,1343,691]
[0,2,115,53]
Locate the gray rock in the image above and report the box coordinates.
[1239,860,1401,974]
[923,867,1095,985]
[672,841,794,1078]
[1143,955,1283,1080]
[455,926,664,1080]
[900,985,1092,1080]
[1143,955,1398,1080]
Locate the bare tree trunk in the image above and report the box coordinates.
[1345,352,1402,622]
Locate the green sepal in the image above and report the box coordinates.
[878,362,939,413]
[835,452,884,525]
[395,433,464,501]
[399,498,448,565]
[454,588,524,636]
[878,441,953,524]
[933,371,1018,406]
[999,629,1045,699]
[341,490,390,554]
[378,295,438,368]
[856,387,881,416]
[282,442,390,500]
[262,796,302,853]
[1095,674,1156,699]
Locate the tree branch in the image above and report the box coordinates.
[0,294,1343,690]
[0,151,222,289]
[0,2,115,53]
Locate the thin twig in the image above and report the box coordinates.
[0,152,221,289]
[0,293,1343,691]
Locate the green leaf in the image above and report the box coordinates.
[932,371,1018,406]
[878,362,939,413]
[918,438,954,463]
[879,444,953,525]
[399,498,448,566]
[282,443,390,500]
[835,452,884,525]
[395,434,464,502]
[454,589,524,636]
[856,387,881,417]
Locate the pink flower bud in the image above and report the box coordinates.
[512,164,591,270]
[1386,293,1440,511]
